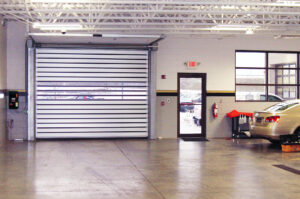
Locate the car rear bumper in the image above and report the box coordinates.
[250,125,290,140]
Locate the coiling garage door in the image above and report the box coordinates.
[35,48,149,138]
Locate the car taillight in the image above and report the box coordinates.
[265,116,280,123]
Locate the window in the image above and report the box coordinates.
[265,101,299,112]
[235,51,299,101]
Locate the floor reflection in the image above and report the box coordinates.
[0,139,299,199]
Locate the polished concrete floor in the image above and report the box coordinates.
[0,138,300,199]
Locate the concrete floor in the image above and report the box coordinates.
[0,139,300,199]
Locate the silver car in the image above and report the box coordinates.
[250,100,300,143]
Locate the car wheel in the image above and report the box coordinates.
[295,129,300,141]
[269,139,281,145]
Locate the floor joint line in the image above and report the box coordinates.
[114,141,166,199]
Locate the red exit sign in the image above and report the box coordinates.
[188,61,196,67]
[184,61,200,68]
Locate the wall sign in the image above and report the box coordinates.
[184,61,200,69]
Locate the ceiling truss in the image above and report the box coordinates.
[1,0,300,35]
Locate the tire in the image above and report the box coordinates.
[294,129,300,141]
[269,139,281,145]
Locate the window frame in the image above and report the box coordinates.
[235,50,300,102]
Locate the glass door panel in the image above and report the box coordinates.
[178,73,206,138]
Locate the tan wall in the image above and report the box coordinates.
[156,96,276,139]
[0,18,7,145]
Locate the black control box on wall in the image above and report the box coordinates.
[8,91,19,109]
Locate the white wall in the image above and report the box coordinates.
[0,19,6,90]
[156,36,300,91]
[156,36,300,138]
[6,21,26,90]
[0,17,7,144]
[156,96,277,139]
[6,22,300,139]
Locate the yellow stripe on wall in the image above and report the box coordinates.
[156,90,177,93]
[157,90,235,94]
[206,90,235,94]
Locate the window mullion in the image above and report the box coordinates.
[297,53,300,99]
[266,52,269,101]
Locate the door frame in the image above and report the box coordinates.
[33,46,151,139]
[177,73,207,138]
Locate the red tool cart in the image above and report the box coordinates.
[227,110,253,139]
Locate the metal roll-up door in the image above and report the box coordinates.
[35,48,149,138]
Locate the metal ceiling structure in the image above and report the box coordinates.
[1,0,300,36]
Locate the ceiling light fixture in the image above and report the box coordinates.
[245,29,254,35]
[32,22,83,30]
[274,35,282,39]
[276,0,300,6]
[28,32,162,39]
[220,5,237,10]
[30,0,90,2]
[211,25,259,31]
[28,32,90,37]
[101,33,162,38]
[275,35,300,39]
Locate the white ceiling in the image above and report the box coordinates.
[1,0,300,36]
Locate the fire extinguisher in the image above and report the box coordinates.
[212,103,218,118]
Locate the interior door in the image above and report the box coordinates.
[177,73,206,138]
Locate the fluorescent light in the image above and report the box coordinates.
[211,25,260,31]
[32,23,83,30]
[28,32,91,37]
[245,29,254,35]
[220,5,237,10]
[274,35,282,39]
[277,0,300,5]
[276,35,300,39]
[28,32,162,39]
[31,0,90,2]
[101,34,161,38]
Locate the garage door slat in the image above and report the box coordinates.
[36,77,148,82]
[37,127,147,133]
[36,132,148,139]
[37,72,148,77]
[37,63,147,68]
[37,68,148,73]
[37,123,148,128]
[37,105,148,109]
[36,91,148,96]
[36,48,148,55]
[37,87,147,91]
[37,118,148,123]
[37,58,147,64]
[36,114,148,119]
[36,100,148,105]
[37,109,148,114]
[37,54,148,59]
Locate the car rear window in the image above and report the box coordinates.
[265,102,299,112]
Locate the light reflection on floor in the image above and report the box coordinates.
[0,139,299,199]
